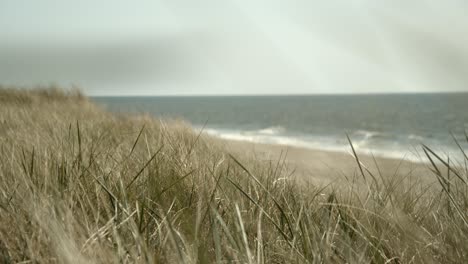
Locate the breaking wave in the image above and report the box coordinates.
[200,127,466,164]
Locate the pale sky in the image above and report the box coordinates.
[1,0,468,95]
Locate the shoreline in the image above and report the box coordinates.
[200,126,448,164]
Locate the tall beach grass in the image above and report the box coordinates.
[0,87,467,263]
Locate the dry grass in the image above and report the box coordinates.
[0,87,467,263]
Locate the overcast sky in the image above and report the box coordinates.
[1,0,468,95]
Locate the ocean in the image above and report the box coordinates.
[92,93,468,163]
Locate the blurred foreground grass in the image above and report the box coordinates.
[0,87,466,263]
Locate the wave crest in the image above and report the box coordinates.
[257,126,285,135]
[202,127,444,163]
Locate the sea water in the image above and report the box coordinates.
[93,93,468,163]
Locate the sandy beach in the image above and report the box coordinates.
[221,139,433,186]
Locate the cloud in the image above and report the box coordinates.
[1,0,468,94]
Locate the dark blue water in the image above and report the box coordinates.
[92,93,468,162]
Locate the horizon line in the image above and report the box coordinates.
[89,90,468,97]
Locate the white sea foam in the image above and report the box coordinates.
[353,130,381,139]
[408,134,425,141]
[257,126,285,135]
[202,127,465,164]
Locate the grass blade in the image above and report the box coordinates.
[126,145,164,190]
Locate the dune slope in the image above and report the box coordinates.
[0,87,466,263]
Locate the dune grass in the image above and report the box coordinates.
[0,87,467,263]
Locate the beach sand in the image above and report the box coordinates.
[220,139,433,186]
